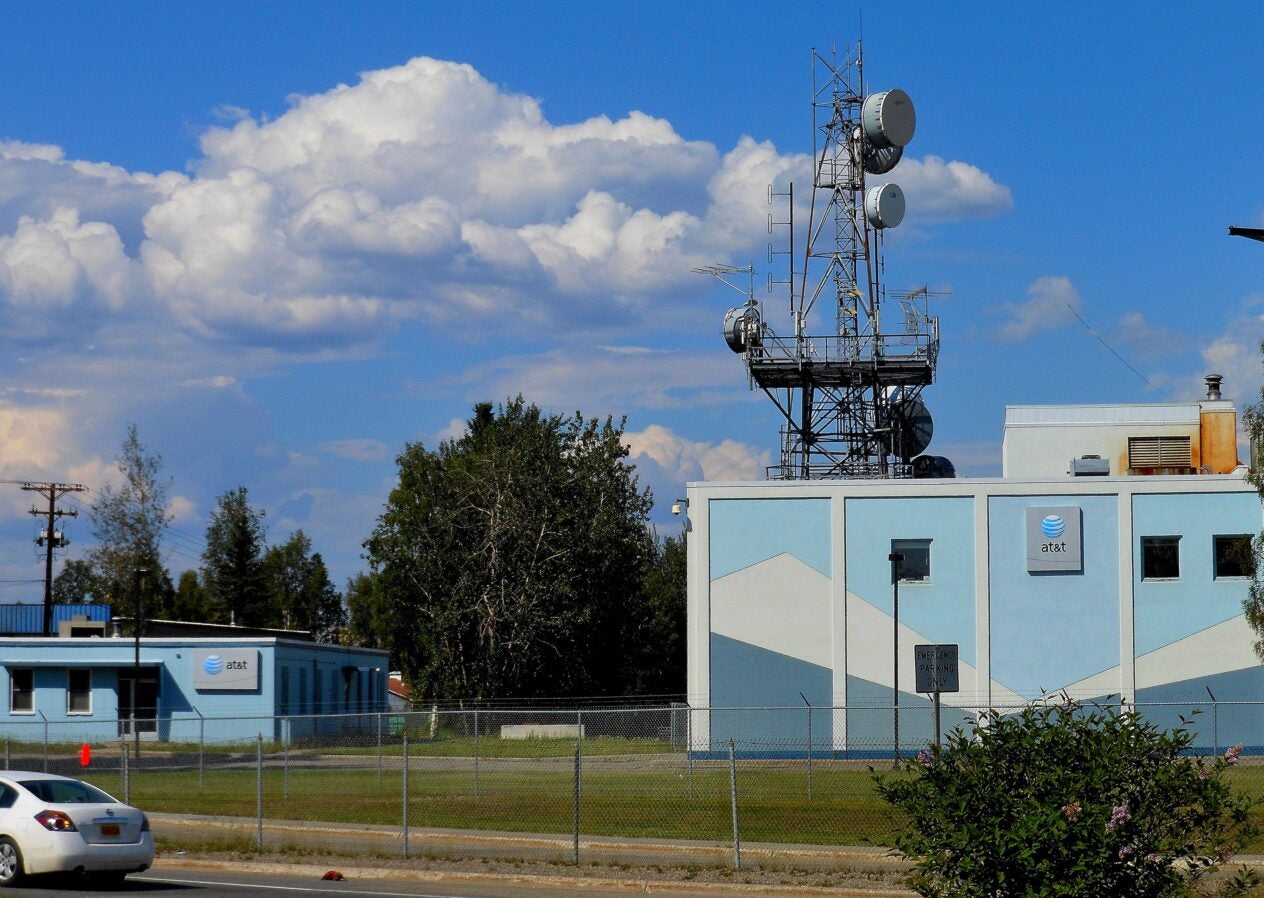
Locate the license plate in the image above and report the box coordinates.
[100,824,120,837]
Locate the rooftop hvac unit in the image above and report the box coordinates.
[1070,455,1110,476]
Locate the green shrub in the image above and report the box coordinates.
[876,701,1254,897]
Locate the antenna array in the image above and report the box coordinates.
[701,44,948,480]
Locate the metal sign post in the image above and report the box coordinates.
[914,644,960,745]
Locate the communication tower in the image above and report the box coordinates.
[702,45,950,479]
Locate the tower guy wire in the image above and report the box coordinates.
[1066,305,1153,390]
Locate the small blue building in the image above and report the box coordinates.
[0,633,389,743]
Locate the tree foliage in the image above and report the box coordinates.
[345,572,386,649]
[52,559,100,604]
[172,570,212,621]
[202,487,269,627]
[364,397,656,700]
[87,424,173,604]
[262,531,346,642]
[1242,381,1264,659]
[877,701,1254,897]
[623,531,687,695]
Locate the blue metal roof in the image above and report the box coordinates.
[0,604,110,635]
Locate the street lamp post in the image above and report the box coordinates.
[132,568,149,763]
[888,552,904,766]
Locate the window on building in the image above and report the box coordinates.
[9,669,32,714]
[1214,534,1253,579]
[1140,536,1180,579]
[892,539,932,582]
[67,669,91,715]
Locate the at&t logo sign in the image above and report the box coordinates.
[1040,514,1067,552]
[1026,506,1082,572]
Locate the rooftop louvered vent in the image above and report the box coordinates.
[1128,436,1192,471]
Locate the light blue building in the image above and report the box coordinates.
[687,392,1264,754]
[0,635,389,743]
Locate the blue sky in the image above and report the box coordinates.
[0,2,1262,594]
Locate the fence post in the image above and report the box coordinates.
[377,712,383,785]
[805,700,813,800]
[728,737,741,870]
[686,708,694,798]
[572,742,581,865]
[472,709,480,797]
[40,712,47,772]
[197,710,205,790]
[121,739,129,805]
[402,732,410,859]
[256,733,264,850]
[283,718,290,800]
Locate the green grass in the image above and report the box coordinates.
[85,761,910,847]
[58,753,1264,853]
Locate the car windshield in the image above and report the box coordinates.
[17,779,116,805]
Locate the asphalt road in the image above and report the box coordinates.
[0,862,903,897]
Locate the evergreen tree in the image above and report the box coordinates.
[625,531,687,695]
[202,487,269,626]
[172,570,212,621]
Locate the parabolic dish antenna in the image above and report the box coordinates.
[885,398,933,459]
[722,305,760,353]
[853,126,904,174]
[861,88,916,149]
[865,183,906,229]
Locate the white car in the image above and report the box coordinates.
[0,771,153,886]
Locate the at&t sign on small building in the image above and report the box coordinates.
[193,649,259,691]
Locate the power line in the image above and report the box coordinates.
[21,482,86,635]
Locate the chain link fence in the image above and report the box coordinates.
[1,701,1259,869]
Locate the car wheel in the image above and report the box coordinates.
[0,837,23,886]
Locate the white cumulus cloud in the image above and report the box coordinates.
[996,275,1083,342]
[897,155,1013,222]
[624,423,770,482]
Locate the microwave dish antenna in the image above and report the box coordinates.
[700,43,946,479]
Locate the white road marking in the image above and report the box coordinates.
[140,875,464,897]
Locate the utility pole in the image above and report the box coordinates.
[22,482,87,636]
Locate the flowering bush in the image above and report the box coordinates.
[876,701,1254,897]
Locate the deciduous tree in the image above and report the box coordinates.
[263,531,346,642]
[364,397,655,700]
[87,425,173,608]
[52,559,100,604]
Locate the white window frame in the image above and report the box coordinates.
[66,669,92,715]
[9,669,33,715]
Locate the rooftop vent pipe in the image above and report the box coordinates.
[1205,374,1223,401]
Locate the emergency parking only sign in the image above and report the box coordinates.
[914,644,959,694]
